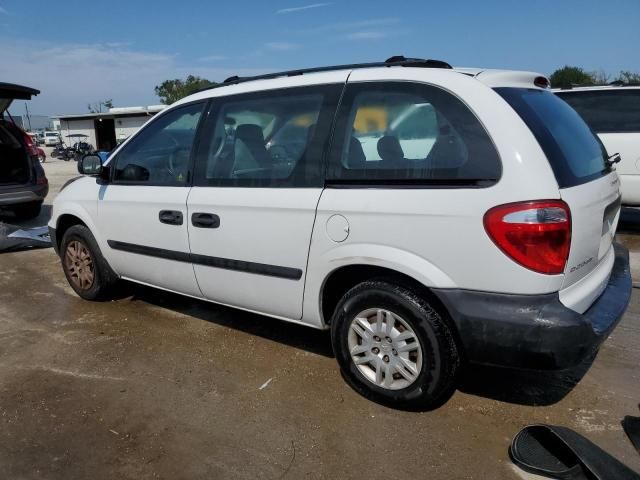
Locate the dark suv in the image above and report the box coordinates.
[0,83,48,219]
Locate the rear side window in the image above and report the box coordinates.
[496,88,608,189]
[194,84,343,188]
[555,89,640,133]
[327,82,501,185]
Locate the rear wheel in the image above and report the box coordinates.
[331,280,460,410]
[60,225,118,300]
[12,201,42,220]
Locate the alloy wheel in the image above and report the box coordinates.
[64,240,95,290]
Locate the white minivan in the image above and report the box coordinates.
[555,85,640,205]
[49,57,631,409]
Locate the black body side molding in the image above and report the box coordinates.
[106,240,302,280]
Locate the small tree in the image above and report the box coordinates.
[615,71,640,84]
[549,66,594,88]
[590,69,610,85]
[154,75,216,105]
[88,99,114,113]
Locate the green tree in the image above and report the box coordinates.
[549,66,594,88]
[154,75,216,104]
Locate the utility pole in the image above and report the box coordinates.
[24,102,32,131]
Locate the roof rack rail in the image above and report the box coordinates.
[201,56,451,93]
[609,80,640,87]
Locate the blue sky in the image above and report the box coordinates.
[1,0,638,115]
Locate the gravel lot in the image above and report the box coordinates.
[1,152,639,479]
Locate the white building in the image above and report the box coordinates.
[52,105,165,151]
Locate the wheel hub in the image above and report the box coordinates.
[347,308,423,390]
[64,240,95,291]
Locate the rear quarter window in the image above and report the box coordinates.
[555,89,640,133]
[496,88,609,189]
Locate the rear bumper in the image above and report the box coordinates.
[432,242,632,370]
[0,184,48,206]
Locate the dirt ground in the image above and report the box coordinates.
[1,154,639,479]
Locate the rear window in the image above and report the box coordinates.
[496,88,608,188]
[555,89,640,133]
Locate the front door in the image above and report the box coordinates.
[187,83,345,319]
[98,101,206,297]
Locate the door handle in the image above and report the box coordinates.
[159,210,183,225]
[191,212,220,228]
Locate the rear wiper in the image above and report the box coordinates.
[606,152,622,167]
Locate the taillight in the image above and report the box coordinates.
[23,132,39,157]
[484,200,571,275]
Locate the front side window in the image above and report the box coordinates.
[327,82,501,184]
[112,102,204,185]
[556,89,640,133]
[194,85,342,187]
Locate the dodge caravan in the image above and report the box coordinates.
[49,58,631,409]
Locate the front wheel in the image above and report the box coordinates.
[60,225,118,300]
[331,280,460,410]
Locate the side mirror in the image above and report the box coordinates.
[79,154,103,175]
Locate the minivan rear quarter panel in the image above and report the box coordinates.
[303,70,564,327]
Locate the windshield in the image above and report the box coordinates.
[496,88,608,188]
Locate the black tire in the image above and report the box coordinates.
[331,280,460,410]
[60,225,118,300]
[12,201,42,220]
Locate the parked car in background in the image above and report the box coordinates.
[44,131,60,146]
[555,85,640,205]
[0,82,48,219]
[49,58,630,409]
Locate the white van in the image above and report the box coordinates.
[555,85,640,205]
[49,58,631,409]
[43,131,60,146]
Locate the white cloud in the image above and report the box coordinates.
[276,3,330,14]
[0,39,265,115]
[346,31,388,40]
[265,42,300,51]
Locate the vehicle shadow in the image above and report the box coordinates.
[0,203,52,228]
[124,282,335,358]
[457,354,595,406]
[122,281,594,406]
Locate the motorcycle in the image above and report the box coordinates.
[51,142,67,159]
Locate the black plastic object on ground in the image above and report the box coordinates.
[510,424,640,479]
[0,222,51,253]
[623,415,640,455]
